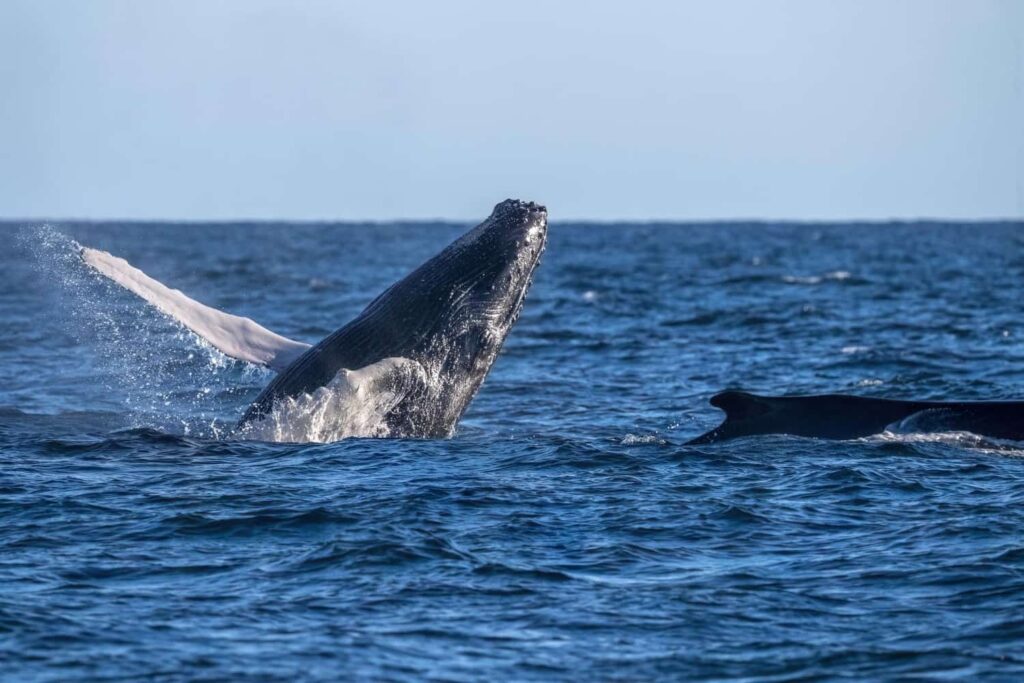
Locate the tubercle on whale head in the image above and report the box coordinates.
[491,198,547,217]
[483,198,547,316]
[452,199,547,307]
[468,199,548,253]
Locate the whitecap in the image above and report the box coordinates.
[621,433,667,446]
[841,345,871,355]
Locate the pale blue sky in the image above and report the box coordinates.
[1,0,1021,220]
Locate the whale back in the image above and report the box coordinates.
[688,391,1024,444]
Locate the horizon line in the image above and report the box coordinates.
[1,215,1022,226]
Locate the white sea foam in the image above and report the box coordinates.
[870,430,1024,456]
[841,345,871,355]
[781,275,822,285]
[782,270,853,285]
[621,433,667,446]
[240,358,427,443]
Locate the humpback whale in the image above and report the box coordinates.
[81,199,547,441]
[689,391,1024,444]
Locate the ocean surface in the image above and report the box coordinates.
[2,218,1024,681]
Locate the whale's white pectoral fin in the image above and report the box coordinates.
[81,247,311,372]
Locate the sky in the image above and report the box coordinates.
[1,0,1021,221]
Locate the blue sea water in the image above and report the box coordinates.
[2,219,1024,681]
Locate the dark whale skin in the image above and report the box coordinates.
[238,199,547,439]
[689,391,1024,444]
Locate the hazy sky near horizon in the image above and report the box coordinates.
[1,0,1022,220]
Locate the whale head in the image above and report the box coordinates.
[239,199,547,439]
[417,198,548,360]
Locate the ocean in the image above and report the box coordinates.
[2,219,1024,680]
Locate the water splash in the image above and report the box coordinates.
[20,225,266,437]
[239,357,426,443]
[871,430,1024,456]
[17,227,502,444]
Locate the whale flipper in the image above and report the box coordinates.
[688,391,1024,444]
[81,247,311,371]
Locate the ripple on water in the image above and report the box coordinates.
[2,221,1024,680]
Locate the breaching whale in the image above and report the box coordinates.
[689,391,1024,444]
[81,199,548,441]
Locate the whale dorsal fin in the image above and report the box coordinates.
[709,391,772,421]
[81,246,311,372]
